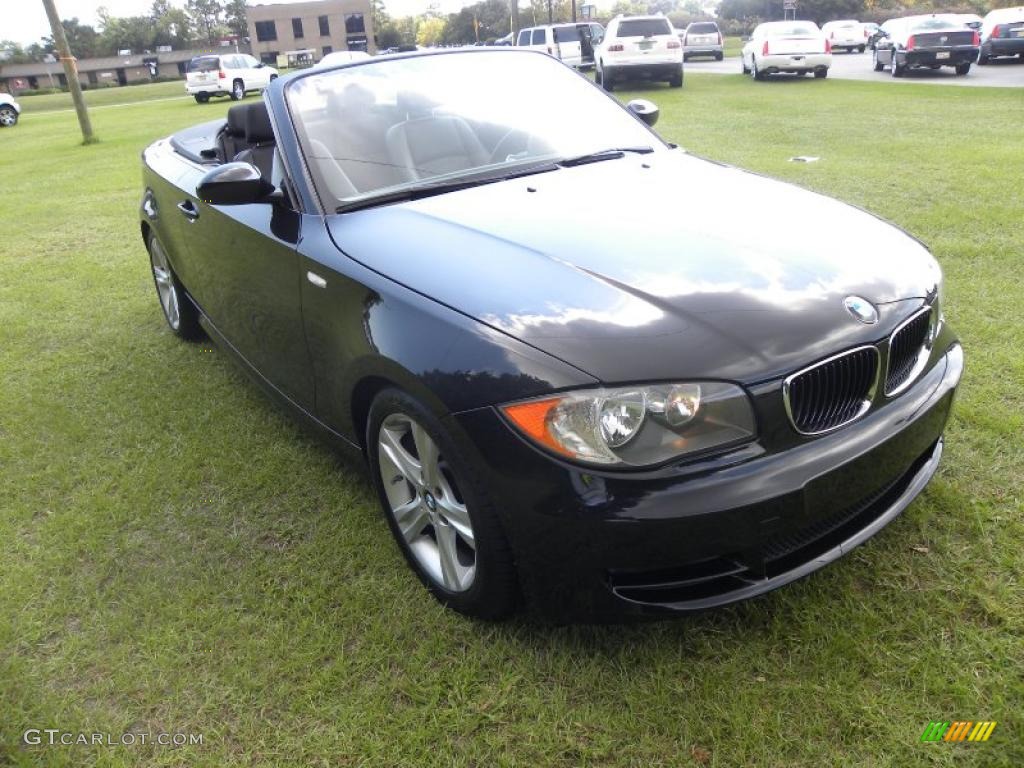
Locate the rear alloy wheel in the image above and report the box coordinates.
[741,55,750,74]
[601,65,614,91]
[752,58,765,80]
[891,55,903,77]
[147,234,202,340]
[230,79,244,101]
[873,49,884,71]
[955,62,971,76]
[368,389,516,619]
[0,105,17,127]
[193,93,210,104]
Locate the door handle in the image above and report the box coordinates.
[177,200,200,221]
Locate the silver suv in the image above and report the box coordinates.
[682,21,724,61]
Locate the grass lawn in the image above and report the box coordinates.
[1,74,1022,767]
[15,81,190,114]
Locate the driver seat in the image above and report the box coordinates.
[385,115,489,183]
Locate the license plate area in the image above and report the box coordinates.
[935,51,950,60]
[638,40,654,50]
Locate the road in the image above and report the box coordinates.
[686,51,1024,88]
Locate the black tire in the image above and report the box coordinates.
[977,48,989,65]
[230,79,244,101]
[269,74,278,81]
[955,62,971,76]
[193,93,210,104]
[366,388,517,620]
[814,68,828,79]
[146,233,203,340]
[715,52,723,61]
[741,55,750,74]
[669,70,683,88]
[601,65,614,91]
[873,49,884,71]
[858,45,866,53]
[891,55,904,78]
[753,58,765,80]
[0,105,18,127]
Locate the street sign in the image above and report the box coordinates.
[783,0,797,8]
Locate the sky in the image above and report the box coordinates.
[2,0,489,47]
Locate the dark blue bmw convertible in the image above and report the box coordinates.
[140,49,962,621]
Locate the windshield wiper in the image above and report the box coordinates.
[335,161,559,213]
[557,146,654,167]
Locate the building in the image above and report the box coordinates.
[0,45,244,93]
[246,0,375,65]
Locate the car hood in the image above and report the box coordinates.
[326,151,940,383]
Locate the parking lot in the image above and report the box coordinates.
[687,50,1024,87]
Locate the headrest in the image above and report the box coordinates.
[244,102,275,144]
[225,105,248,136]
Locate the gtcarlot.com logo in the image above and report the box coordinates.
[920,721,997,743]
[23,729,203,747]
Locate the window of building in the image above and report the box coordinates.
[345,14,366,34]
[318,15,330,36]
[292,18,304,39]
[255,20,277,42]
[322,45,333,55]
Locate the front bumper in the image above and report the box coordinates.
[452,341,963,621]
[900,48,978,68]
[759,53,831,73]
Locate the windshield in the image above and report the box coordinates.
[617,19,672,37]
[760,22,820,37]
[287,50,661,209]
[188,56,220,73]
[908,18,962,32]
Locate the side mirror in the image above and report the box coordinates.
[256,62,265,68]
[197,162,276,206]
[627,98,659,127]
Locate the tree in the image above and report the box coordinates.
[186,0,224,44]
[223,0,249,39]
[41,19,99,59]
[416,16,446,46]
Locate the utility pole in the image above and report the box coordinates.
[41,0,96,144]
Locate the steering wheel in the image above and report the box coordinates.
[489,128,532,164]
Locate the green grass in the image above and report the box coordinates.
[1,75,1022,767]
[16,81,191,114]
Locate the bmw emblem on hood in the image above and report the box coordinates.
[844,296,878,324]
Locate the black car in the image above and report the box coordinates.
[872,15,980,76]
[139,49,962,621]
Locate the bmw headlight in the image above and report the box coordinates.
[500,382,756,468]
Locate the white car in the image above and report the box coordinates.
[185,53,278,104]
[316,50,372,68]
[742,21,832,79]
[978,6,1024,63]
[0,92,21,127]
[681,20,724,61]
[821,19,867,53]
[515,23,598,68]
[595,14,683,91]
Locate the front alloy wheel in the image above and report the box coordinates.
[231,80,244,100]
[378,413,477,592]
[0,105,18,127]
[367,389,517,619]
